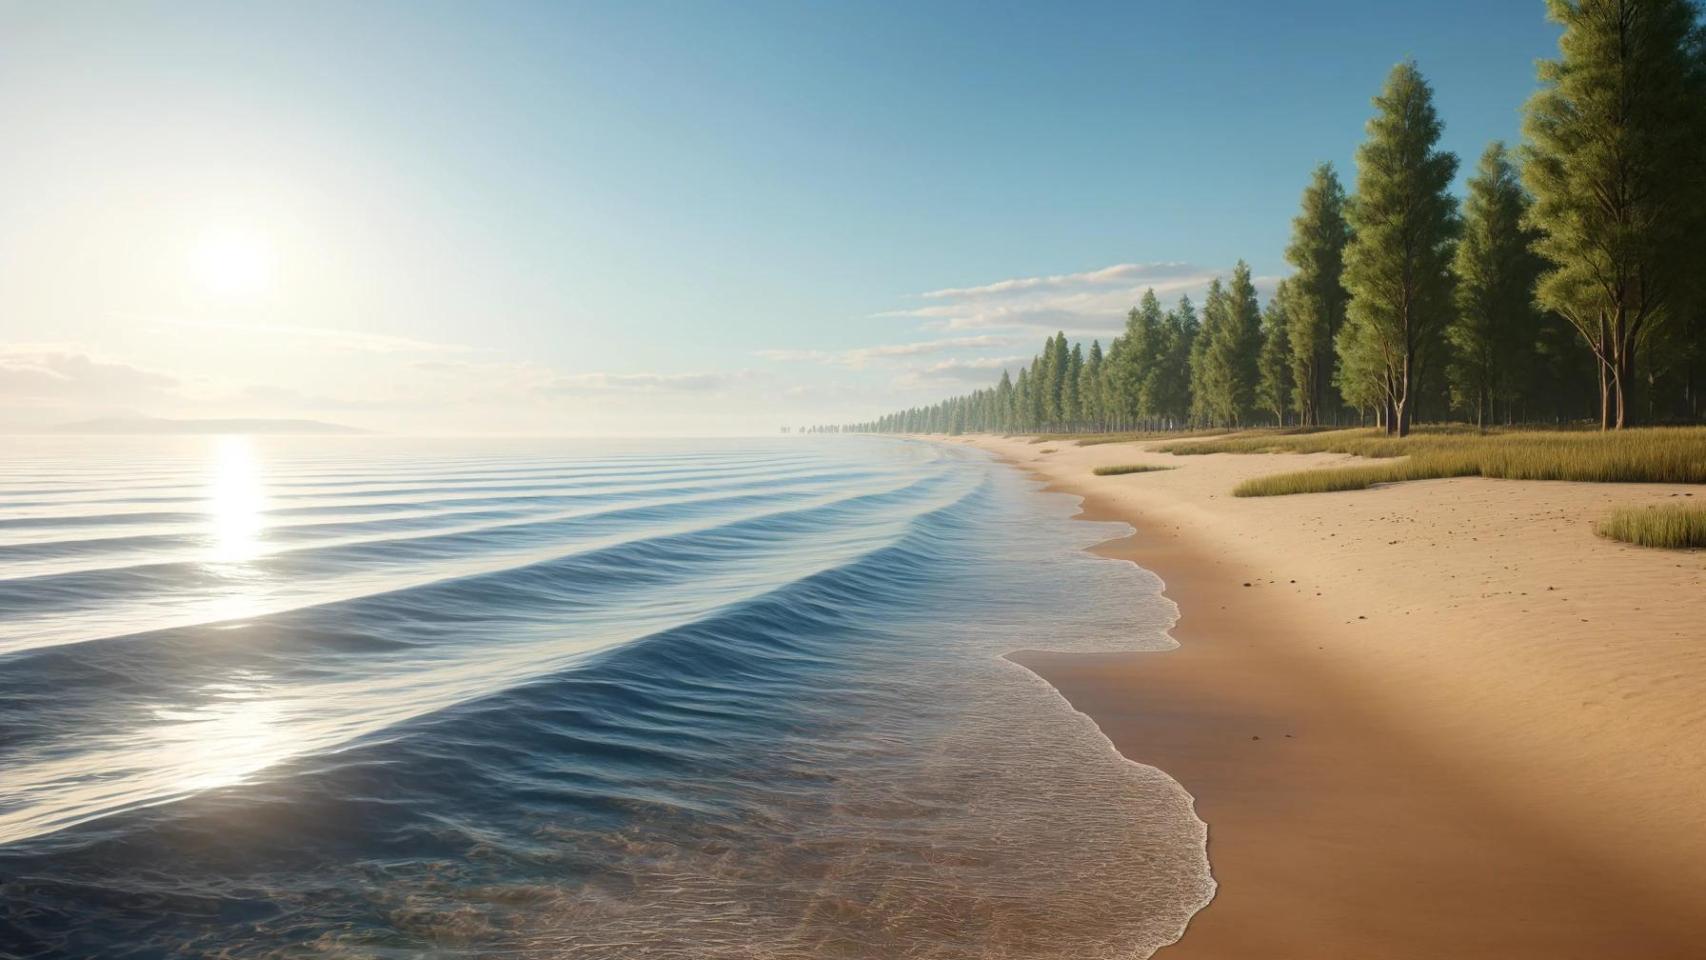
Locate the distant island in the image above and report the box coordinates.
[48,416,367,435]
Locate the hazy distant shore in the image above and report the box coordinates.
[25,416,368,435]
[956,433,1706,959]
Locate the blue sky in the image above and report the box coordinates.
[0,1,1560,434]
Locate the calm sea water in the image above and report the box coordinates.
[0,435,1211,959]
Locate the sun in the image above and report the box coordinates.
[190,227,274,299]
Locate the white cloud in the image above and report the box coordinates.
[877,260,1276,335]
[0,346,178,401]
[411,358,758,400]
[544,371,754,394]
[238,382,390,411]
[885,355,1029,390]
[918,262,1201,300]
[138,314,481,356]
[757,334,1021,369]
[754,347,836,364]
[907,355,1026,381]
[763,260,1284,418]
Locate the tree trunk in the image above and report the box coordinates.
[1598,360,1612,431]
[1622,337,1638,428]
[1612,351,1632,430]
[1393,353,1413,438]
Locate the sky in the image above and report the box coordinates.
[0,0,1562,436]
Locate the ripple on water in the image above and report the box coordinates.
[0,436,1211,959]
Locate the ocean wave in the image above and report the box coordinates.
[0,436,1210,959]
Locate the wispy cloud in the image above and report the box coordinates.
[754,260,1282,410]
[138,315,482,356]
[238,383,392,411]
[544,371,755,395]
[898,355,1028,386]
[918,262,1201,300]
[0,346,178,401]
[879,261,1259,335]
[412,358,758,399]
[758,334,1021,369]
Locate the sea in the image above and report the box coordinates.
[0,435,1211,959]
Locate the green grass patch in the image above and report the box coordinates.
[1027,428,1226,446]
[1158,423,1497,457]
[1233,456,1479,496]
[1092,463,1175,476]
[1151,426,1706,496]
[1594,503,1706,549]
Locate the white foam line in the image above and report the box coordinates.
[961,441,1220,959]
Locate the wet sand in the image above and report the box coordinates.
[962,434,1706,959]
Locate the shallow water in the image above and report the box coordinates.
[0,435,1211,958]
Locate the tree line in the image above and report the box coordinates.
[814,0,1706,437]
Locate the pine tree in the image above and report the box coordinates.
[1124,290,1167,426]
[1145,296,1198,427]
[1102,338,1129,431]
[1220,260,1264,424]
[1027,349,1048,428]
[1045,332,1070,429]
[1064,342,1084,428]
[1257,280,1296,425]
[1081,340,1105,431]
[1523,0,1706,428]
[994,369,1015,432]
[1284,163,1352,425]
[1340,61,1460,436]
[1014,366,1033,432]
[1189,268,1262,428]
[1190,280,1226,425]
[1449,142,1545,427]
[1335,312,1390,425]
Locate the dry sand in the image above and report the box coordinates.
[958,434,1706,959]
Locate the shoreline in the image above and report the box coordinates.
[963,434,1706,958]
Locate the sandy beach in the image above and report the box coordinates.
[960,434,1706,958]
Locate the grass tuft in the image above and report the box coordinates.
[1593,503,1706,549]
[1152,426,1706,496]
[1092,463,1174,476]
[1027,429,1227,446]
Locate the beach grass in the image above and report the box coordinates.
[1594,503,1706,549]
[1029,428,1226,446]
[1092,463,1175,476]
[1143,426,1706,496]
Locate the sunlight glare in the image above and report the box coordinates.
[152,673,289,793]
[205,436,267,565]
[190,227,274,299]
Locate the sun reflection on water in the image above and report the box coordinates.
[198,435,272,625]
[151,672,289,793]
[206,436,267,565]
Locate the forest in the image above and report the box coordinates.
[822,1,1706,437]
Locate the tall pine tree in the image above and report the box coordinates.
[1145,297,1198,427]
[1523,0,1706,428]
[1284,163,1352,425]
[1257,280,1296,426]
[1449,142,1544,427]
[1125,290,1167,426]
[1340,61,1460,436]
[1081,340,1105,430]
[1191,280,1228,425]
